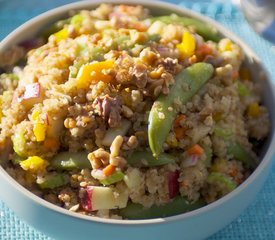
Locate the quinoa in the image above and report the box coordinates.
[0,4,270,219]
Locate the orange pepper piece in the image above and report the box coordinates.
[76,60,114,89]
[174,127,186,140]
[187,144,204,156]
[196,43,212,56]
[174,114,186,128]
[103,164,116,177]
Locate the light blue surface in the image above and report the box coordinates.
[0,0,275,239]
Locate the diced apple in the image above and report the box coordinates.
[80,187,92,212]
[80,186,128,211]
[16,83,44,110]
[124,168,143,189]
[168,171,180,199]
[101,119,131,146]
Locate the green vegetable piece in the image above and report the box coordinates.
[151,14,222,42]
[119,196,205,219]
[147,34,161,42]
[213,127,232,139]
[69,60,86,78]
[99,171,125,186]
[227,142,256,169]
[204,148,213,167]
[207,172,237,192]
[12,131,27,158]
[148,63,214,156]
[0,73,19,82]
[38,174,68,189]
[237,81,250,97]
[70,45,106,78]
[71,14,83,28]
[51,152,91,170]
[127,151,176,167]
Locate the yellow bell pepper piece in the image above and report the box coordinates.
[176,31,196,59]
[31,109,40,121]
[33,122,47,142]
[247,103,261,118]
[53,28,68,43]
[219,39,233,52]
[31,109,47,142]
[76,60,114,89]
[20,156,48,174]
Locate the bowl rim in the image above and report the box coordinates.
[0,0,275,226]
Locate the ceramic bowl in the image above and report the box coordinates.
[0,1,274,240]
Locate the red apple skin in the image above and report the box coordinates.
[168,171,180,199]
[80,187,93,212]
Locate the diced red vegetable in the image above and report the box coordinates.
[168,171,180,199]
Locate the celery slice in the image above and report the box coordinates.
[99,171,125,186]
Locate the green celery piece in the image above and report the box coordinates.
[12,131,27,158]
[71,14,84,28]
[50,152,91,170]
[147,33,161,42]
[227,142,256,169]
[69,60,86,78]
[204,148,213,167]
[151,14,222,42]
[0,73,19,82]
[38,174,68,189]
[207,172,237,192]
[213,127,232,139]
[148,63,214,157]
[119,196,205,219]
[99,171,125,186]
[127,151,176,167]
[237,81,250,97]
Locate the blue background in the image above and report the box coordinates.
[0,0,274,239]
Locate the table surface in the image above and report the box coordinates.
[0,0,275,239]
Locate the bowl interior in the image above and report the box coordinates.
[0,0,274,225]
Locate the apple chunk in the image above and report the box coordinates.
[17,83,44,110]
[80,186,128,211]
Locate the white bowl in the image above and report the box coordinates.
[0,1,274,240]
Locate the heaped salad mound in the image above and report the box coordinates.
[0,4,270,219]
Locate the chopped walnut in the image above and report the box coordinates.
[160,57,182,74]
[132,62,148,88]
[92,95,122,127]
